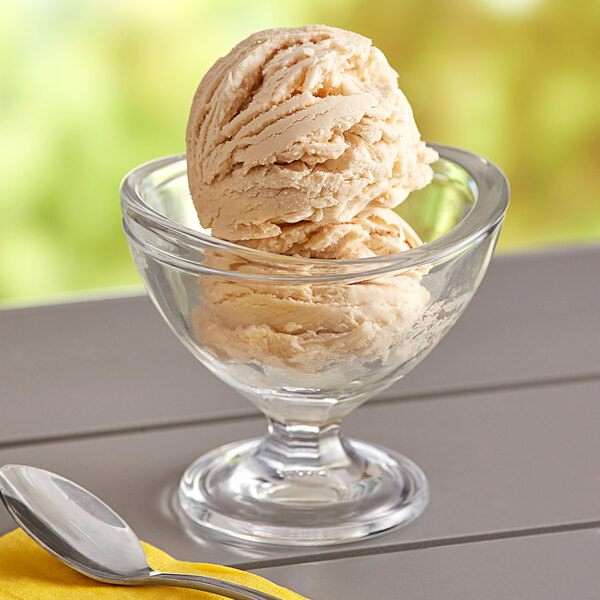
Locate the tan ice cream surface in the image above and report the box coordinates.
[187,25,435,371]
[193,265,429,371]
[192,208,429,371]
[238,208,422,259]
[186,25,437,241]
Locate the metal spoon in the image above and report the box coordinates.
[0,464,280,600]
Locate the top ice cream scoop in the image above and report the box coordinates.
[186,25,437,242]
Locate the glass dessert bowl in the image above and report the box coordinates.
[120,143,509,546]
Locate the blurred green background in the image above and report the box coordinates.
[1,0,599,304]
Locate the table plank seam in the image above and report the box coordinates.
[237,519,600,571]
[1,371,599,449]
[371,371,600,409]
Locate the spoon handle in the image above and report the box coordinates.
[147,570,283,600]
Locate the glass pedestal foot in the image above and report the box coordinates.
[178,437,428,546]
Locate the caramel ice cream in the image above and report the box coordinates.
[192,209,429,370]
[193,269,429,371]
[186,25,437,241]
[238,208,422,259]
[186,25,437,371]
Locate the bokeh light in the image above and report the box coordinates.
[1,0,598,303]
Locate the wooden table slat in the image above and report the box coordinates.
[0,378,598,567]
[254,529,600,600]
[1,246,599,444]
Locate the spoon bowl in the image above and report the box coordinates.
[0,464,150,582]
[0,464,281,600]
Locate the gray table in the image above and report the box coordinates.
[1,247,599,598]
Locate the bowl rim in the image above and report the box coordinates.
[120,143,509,279]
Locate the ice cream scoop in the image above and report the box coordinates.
[186,25,436,373]
[193,207,429,371]
[238,208,422,259]
[193,265,429,372]
[186,25,437,241]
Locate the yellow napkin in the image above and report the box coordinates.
[0,529,309,599]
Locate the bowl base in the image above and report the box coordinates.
[178,437,428,546]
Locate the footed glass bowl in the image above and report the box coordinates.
[120,143,509,545]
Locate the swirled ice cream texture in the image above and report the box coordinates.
[192,210,429,370]
[238,208,423,259]
[186,25,437,241]
[186,25,436,370]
